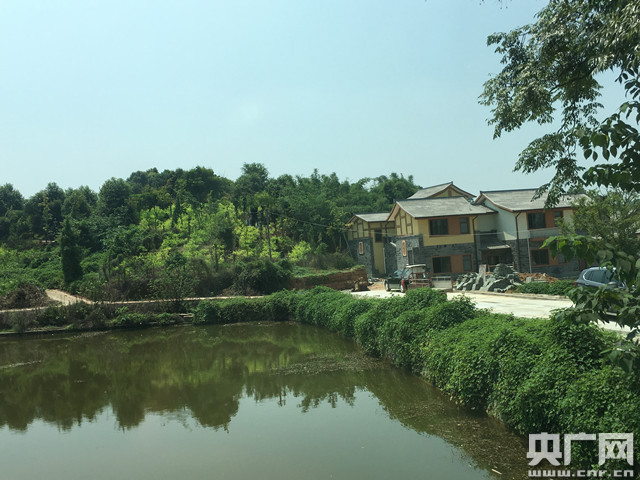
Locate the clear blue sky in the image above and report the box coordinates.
[0,1,625,198]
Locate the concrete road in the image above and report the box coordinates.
[447,290,572,319]
[351,285,631,335]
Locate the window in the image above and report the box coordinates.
[527,212,546,230]
[358,241,364,255]
[462,255,472,272]
[432,256,452,274]
[429,218,448,235]
[459,217,469,234]
[531,249,550,266]
[374,229,382,243]
[553,211,563,226]
[401,240,407,257]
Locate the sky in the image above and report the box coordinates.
[0,0,628,198]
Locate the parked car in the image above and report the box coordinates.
[384,264,430,293]
[575,267,624,289]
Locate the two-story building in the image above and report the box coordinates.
[347,184,585,280]
[386,196,495,276]
[473,189,586,277]
[346,213,395,276]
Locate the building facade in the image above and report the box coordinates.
[473,189,586,277]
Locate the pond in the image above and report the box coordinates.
[0,322,529,479]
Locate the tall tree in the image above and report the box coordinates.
[481,0,640,366]
[562,189,640,255]
[98,178,136,225]
[59,218,83,285]
[480,0,640,203]
[0,184,24,217]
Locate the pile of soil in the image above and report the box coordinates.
[0,282,51,310]
[518,272,559,283]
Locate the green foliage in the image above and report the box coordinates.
[514,280,574,296]
[562,189,640,255]
[110,307,150,327]
[232,259,292,295]
[483,1,640,372]
[424,296,476,330]
[289,241,312,263]
[402,287,447,309]
[1,164,424,302]
[354,297,406,356]
[262,289,298,322]
[59,218,83,285]
[194,300,222,325]
[217,298,264,324]
[546,234,640,353]
[481,0,640,202]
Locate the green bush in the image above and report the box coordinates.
[262,289,298,322]
[354,296,405,356]
[377,308,429,372]
[402,287,447,310]
[218,298,264,323]
[424,296,476,330]
[110,307,150,327]
[37,305,69,327]
[194,300,222,325]
[333,297,374,339]
[233,259,292,295]
[515,279,574,296]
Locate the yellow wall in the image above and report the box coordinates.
[347,218,393,274]
[415,216,475,246]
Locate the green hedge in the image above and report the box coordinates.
[515,279,574,296]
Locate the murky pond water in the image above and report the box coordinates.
[0,323,529,479]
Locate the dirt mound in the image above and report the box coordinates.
[518,273,558,283]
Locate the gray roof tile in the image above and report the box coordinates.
[394,197,495,218]
[475,189,586,211]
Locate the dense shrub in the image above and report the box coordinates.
[218,298,265,323]
[194,300,222,325]
[402,287,446,310]
[232,259,292,295]
[332,297,374,339]
[262,289,298,322]
[354,296,406,356]
[515,279,574,296]
[110,307,150,327]
[424,296,475,330]
[377,308,430,372]
[0,282,50,309]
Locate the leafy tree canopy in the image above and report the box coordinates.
[483,0,640,368]
[481,0,640,203]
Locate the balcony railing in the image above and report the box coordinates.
[520,227,561,239]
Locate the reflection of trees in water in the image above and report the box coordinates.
[0,323,528,477]
[0,324,364,431]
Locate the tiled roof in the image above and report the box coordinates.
[475,189,586,212]
[394,197,495,218]
[352,213,392,223]
[408,182,473,200]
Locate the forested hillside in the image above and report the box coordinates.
[0,164,418,303]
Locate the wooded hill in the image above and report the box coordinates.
[0,164,418,302]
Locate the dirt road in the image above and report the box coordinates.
[45,289,92,305]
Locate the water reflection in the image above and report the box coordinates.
[0,323,528,478]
